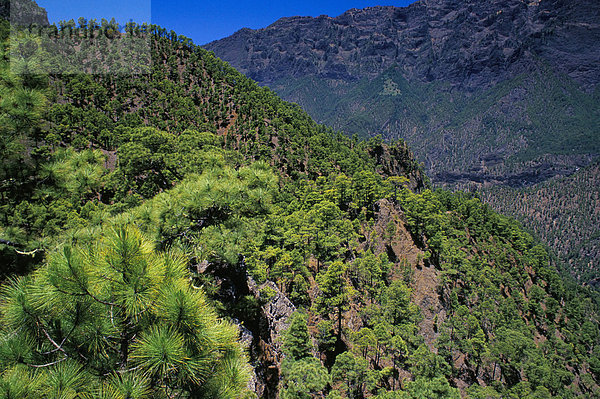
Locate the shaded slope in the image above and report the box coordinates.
[481,162,600,286]
[205,0,600,187]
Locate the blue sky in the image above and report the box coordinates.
[37,0,417,46]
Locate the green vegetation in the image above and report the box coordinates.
[274,65,600,180]
[279,311,329,398]
[0,225,250,398]
[481,162,600,285]
[0,16,599,398]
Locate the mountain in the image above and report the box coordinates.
[206,0,600,90]
[204,0,600,187]
[204,0,600,287]
[2,19,600,398]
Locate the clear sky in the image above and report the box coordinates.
[37,0,418,46]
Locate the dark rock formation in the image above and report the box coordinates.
[253,280,296,353]
[200,257,296,398]
[205,0,600,91]
[0,0,49,26]
[246,277,296,399]
[369,139,427,191]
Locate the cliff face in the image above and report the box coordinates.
[206,0,600,91]
[0,0,49,25]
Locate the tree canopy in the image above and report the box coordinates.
[0,225,251,398]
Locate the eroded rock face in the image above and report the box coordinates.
[205,0,600,90]
[1,0,49,26]
[231,318,260,394]
[238,275,296,398]
[249,278,297,355]
[204,262,296,399]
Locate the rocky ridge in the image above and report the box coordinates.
[206,0,600,91]
[205,0,600,189]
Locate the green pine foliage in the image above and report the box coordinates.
[0,18,599,399]
[280,311,329,398]
[481,162,600,285]
[0,225,250,397]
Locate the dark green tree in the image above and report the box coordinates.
[280,311,329,399]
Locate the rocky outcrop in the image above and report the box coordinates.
[231,318,260,394]
[202,258,296,399]
[369,139,427,192]
[246,277,296,399]
[262,282,296,348]
[248,277,297,354]
[205,0,600,190]
[372,199,444,350]
[205,0,600,91]
[1,0,49,26]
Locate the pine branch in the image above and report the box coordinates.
[29,355,68,368]
[39,324,67,354]
[15,248,41,256]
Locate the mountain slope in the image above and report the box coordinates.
[204,0,600,288]
[1,20,600,398]
[481,162,600,285]
[0,0,48,25]
[205,0,600,187]
[206,0,600,89]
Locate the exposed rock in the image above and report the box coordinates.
[195,259,210,274]
[231,318,260,394]
[200,260,296,398]
[254,279,297,354]
[372,199,444,351]
[244,276,296,398]
[232,317,255,349]
[1,0,49,26]
[205,0,600,90]
[368,140,426,192]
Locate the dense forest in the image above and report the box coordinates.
[481,163,600,286]
[1,14,600,398]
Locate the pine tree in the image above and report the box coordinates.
[280,311,329,399]
[0,224,251,397]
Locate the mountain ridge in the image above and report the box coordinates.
[204,0,600,191]
[206,0,600,91]
[0,0,48,26]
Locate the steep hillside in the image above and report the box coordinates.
[269,66,599,187]
[204,0,600,292]
[1,19,600,398]
[206,0,600,90]
[205,0,600,187]
[481,162,600,286]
